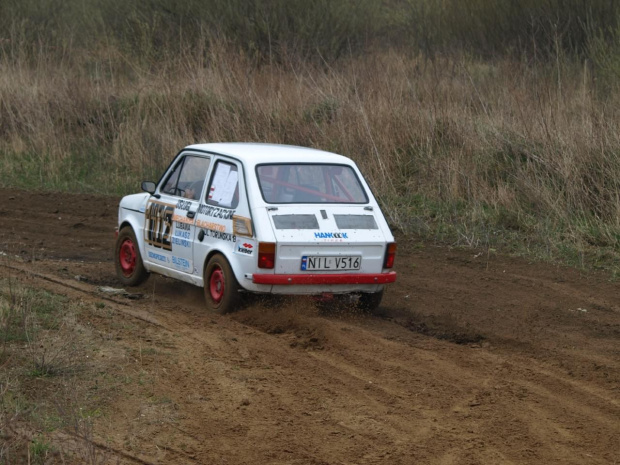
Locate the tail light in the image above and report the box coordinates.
[258,242,276,269]
[383,242,397,269]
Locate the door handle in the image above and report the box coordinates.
[187,211,196,218]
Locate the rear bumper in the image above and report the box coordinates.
[252,271,397,285]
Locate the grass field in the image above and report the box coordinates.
[1,1,619,273]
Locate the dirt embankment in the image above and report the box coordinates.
[1,189,618,464]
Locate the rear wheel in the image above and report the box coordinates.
[203,254,241,314]
[358,290,384,313]
[115,227,149,286]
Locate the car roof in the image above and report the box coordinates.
[184,143,354,168]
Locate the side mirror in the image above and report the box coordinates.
[141,181,156,194]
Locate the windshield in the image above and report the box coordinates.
[256,164,368,204]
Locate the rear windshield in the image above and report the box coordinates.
[256,164,368,204]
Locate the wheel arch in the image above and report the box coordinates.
[202,250,243,314]
[118,219,133,233]
[115,221,150,286]
[202,247,231,275]
[201,247,250,291]
[118,216,149,271]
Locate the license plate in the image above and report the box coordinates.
[301,255,361,271]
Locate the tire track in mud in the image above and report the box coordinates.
[6,259,620,464]
[229,297,620,462]
[1,261,170,330]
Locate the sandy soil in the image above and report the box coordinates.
[1,188,618,464]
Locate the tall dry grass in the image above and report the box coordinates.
[1,38,619,270]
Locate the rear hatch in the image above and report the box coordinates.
[267,206,388,274]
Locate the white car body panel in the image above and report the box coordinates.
[117,143,396,296]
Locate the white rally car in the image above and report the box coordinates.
[115,143,397,313]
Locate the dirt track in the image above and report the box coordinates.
[1,188,619,464]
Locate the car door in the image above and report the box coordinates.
[144,153,211,276]
[193,158,250,274]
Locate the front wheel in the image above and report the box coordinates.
[115,227,149,286]
[203,254,241,314]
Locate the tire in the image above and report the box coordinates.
[358,290,384,313]
[115,227,149,287]
[203,254,242,314]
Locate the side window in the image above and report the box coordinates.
[161,161,183,196]
[257,165,276,202]
[161,155,210,200]
[206,161,239,209]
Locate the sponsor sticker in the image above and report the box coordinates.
[176,199,192,211]
[172,213,195,225]
[171,255,191,271]
[195,219,226,232]
[148,251,168,263]
[235,241,254,256]
[172,229,191,248]
[313,232,348,239]
[176,221,191,231]
[197,204,235,220]
[172,236,191,248]
[202,228,236,242]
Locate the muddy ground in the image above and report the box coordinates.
[0,188,618,464]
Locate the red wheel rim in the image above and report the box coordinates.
[209,266,225,303]
[119,238,137,277]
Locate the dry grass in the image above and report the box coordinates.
[1,38,619,271]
